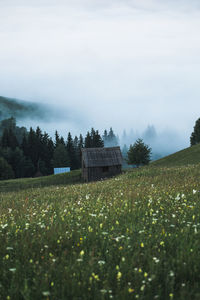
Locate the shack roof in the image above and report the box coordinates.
[82,147,123,168]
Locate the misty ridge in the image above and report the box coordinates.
[0,96,72,123]
[0,96,187,161]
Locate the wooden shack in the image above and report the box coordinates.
[81,147,123,182]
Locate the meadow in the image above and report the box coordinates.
[1,161,200,299]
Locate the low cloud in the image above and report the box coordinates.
[0,0,199,150]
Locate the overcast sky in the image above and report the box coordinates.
[0,0,200,147]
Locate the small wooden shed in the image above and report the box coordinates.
[81,147,123,182]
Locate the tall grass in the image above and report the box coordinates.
[0,170,82,193]
[0,164,200,299]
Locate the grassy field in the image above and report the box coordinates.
[1,150,200,299]
[151,143,200,167]
[0,170,82,193]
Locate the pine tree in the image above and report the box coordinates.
[85,131,92,148]
[85,129,104,148]
[93,130,104,147]
[103,129,108,144]
[127,139,151,167]
[27,127,39,171]
[77,134,84,168]
[190,118,200,146]
[21,133,29,157]
[1,128,18,149]
[40,132,54,175]
[55,130,60,147]
[1,128,9,148]
[66,132,77,170]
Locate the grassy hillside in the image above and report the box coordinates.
[1,163,200,299]
[0,170,82,193]
[151,143,200,167]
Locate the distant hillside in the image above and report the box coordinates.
[0,96,45,121]
[151,143,200,167]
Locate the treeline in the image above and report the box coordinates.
[0,117,118,180]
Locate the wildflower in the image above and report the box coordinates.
[92,273,100,281]
[140,285,145,291]
[141,242,144,248]
[117,271,122,280]
[9,268,16,272]
[128,288,134,293]
[6,247,13,251]
[89,213,97,217]
[153,257,160,263]
[42,291,51,296]
[98,260,105,266]
[144,272,148,277]
[122,257,125,262]
[169,293,173,298]
[77,258,83,262]
[80,250,84,256]
[88,226,93,232]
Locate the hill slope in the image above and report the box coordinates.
[0,163,200,299]
[151,143,200,167]
[0,169,81,192]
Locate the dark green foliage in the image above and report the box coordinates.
[0,117,121,180]
[22,158,35,177]
[84,131,92,148]
[1,128,19,149]
[0,157,14,180]
[127,138,151,167]
[190,118,200,146]
[66,132,78,170]
[0,117,16,133]
[84,128,104,148]
[53,144,70,168]
[41,133,54,175]
[54,130,65,147]
[92,129,104,148]
[0,117,27,144]
[27,127,39,171]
